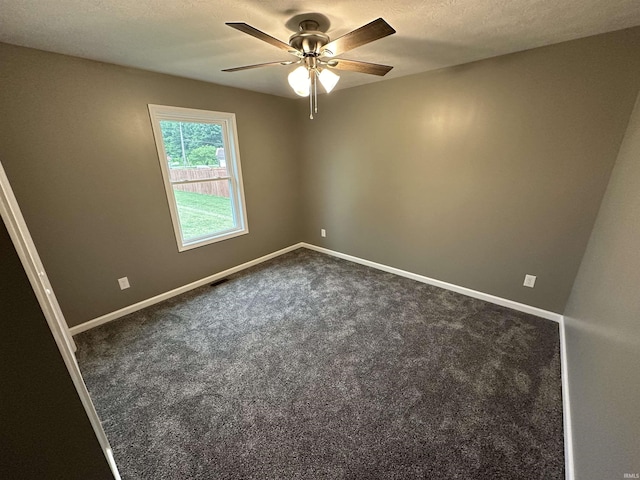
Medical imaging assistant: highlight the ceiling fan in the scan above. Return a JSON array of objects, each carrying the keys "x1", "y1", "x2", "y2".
[{"x1": 223, "y1": 17, "x2": 396, "y2": 118}]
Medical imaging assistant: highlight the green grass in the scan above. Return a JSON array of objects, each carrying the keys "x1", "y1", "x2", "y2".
[{"x1": 174, "y1": 190, "x2": 234, "y2": 240}]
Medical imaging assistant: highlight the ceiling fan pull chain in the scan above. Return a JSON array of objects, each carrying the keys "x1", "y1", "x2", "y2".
[
  {"x1": 314, "y1": 69, "x2": 318, "y2": 115},
  {"x1": 309, "y1": 73, "x2": 314, "y2": 120}
]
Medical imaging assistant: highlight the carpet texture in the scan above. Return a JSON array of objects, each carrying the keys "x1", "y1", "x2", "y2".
[{"x1": 76, "y1": 248, "x2": 564, "y2": 479}]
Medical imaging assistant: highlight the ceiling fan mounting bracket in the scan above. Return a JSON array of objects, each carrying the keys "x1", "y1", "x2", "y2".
[
  {"x1": 289, "y1": 20, "x2": 330, "y2": 56},
  {"x1": 297, "y1": 20, "x2": 320, "y2": 32}
]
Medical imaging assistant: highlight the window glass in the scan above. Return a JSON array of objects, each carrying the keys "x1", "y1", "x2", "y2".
[{"x1": 148, "y1": 105, "x2": 248, "y2": 250}]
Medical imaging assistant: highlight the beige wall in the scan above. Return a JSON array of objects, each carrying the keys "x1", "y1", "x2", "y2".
[
  {"x1": 0, "y1": 43, "x2": 302, "y2": 327},
  {"x1": 563, "y1": 91, "x2": 640, "y2": 479},
  {"x1": 298, "y1": 27, "x2": 640, "y2": 313}
]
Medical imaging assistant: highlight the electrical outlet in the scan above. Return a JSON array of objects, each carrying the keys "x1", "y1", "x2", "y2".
[
  {"x1": 523, "y1": 274, "x2": 536, "y2": 288},
  {"x1": 321, "y1": 229, "x2": 326, "y2": 238},
  {"x1": 118, "y1": 277, "x2": 130, "y2": 290}
]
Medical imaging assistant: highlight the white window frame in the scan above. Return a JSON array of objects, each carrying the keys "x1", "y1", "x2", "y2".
[{"x1": 148, "y1": 104, "x2": 249, "y2": 251}]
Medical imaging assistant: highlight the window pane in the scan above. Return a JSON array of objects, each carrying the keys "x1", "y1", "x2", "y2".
[
  {"x1": 159, "y1": 120, "x2": 230, "y2": 181},
  {"x1": 173, "y1": 181, "x2": 235, "y2": 241},
  {"x1": 149, "y1": 104, "x2": 248, "y2": 251}
]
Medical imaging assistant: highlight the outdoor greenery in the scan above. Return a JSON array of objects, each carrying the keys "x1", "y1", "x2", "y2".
[
  {"x1": 160, "y1": 121, "x2": 223, "y2": 167},
  {"x1": 174, "y1": 190, "x2": 234, "y2": 240},
  {"x1": 186, "y1": 145, "x2": 220, "y2": 166}
]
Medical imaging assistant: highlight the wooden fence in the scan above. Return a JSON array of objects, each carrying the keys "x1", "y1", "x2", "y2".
[{"x1": 170, "y1": 167, "x2": 230, "y2": 198}]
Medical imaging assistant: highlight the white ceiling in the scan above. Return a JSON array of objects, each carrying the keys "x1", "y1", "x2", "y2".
[{"x1": 1, "y1": 0, "x2": 639, "y2": 98}]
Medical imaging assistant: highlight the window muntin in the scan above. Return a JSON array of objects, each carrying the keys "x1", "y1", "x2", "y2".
[{"x1": 148, "y1": 105, "x2": 248, "y2": 251}]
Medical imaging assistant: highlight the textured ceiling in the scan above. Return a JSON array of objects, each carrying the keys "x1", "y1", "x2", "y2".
[{"x1": 1, "y1": 0, "x2": 639, "y2": 98}]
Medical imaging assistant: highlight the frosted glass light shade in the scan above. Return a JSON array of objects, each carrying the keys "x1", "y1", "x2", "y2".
[
  {"x1": 319, "y1": 68, "x2": 340, "y2": 93},
  {"x1": 288, "y1": 66, "x2": 310, "y2": 97}
]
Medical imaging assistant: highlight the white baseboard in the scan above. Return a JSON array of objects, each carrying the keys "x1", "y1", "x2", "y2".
[
  {"x1": 559, "y1": 316, "x2": 575, "y2": 480},
  {"x1": 301, "y1": 243, "x2": 571, "y2": 478},
  {"x1": 70, "y1": 240, "x2": 572, "y2": 477},
  {"x1": 73, "y1": 241, "x2": 562, "y2": 336},
  {"x1": 69, "y1": 243, "x2": 304, "y2": 336},
  {"x1": 301, "y1": 243, "x2": 563, "y2": 323}
]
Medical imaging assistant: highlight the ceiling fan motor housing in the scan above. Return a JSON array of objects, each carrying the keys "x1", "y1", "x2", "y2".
[{"x1": 289, "y1": 20, "x2": 330, "y2": 56}]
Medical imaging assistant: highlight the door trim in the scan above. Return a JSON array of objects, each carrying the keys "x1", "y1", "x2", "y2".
[{"x1": 0, "y1": 161, "x2": 121, "y2": 480}]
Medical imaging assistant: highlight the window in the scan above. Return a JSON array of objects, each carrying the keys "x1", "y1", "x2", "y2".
[{"x1": 148, "y1": 105, "x2": 248, "y2": 251}]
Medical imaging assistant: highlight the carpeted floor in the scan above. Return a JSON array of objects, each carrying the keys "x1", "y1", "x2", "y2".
[{"x1": 76, "y1": 248, "x2": 564, "y2": 479}]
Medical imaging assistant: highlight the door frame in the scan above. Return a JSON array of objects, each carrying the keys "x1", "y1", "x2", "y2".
[{"x1": 0, "y1": 161, "x2": 121, "y2": 479}]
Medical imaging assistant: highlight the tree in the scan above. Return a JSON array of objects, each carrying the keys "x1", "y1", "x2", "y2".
[
  {"x1": 159, "y1": 121, "x2": 224, "y2": 166},
  {"x1": 187, "y1": 145, "x2": 219, "y2": 166}
]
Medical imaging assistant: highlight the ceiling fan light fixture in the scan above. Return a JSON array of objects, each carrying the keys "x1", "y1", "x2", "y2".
[
  {"x1": 288, "y1": 66, "x2": 310, "y2": 97},
  {"x1": 319, "y1": 68, "x2": 340, "y2": 93}
]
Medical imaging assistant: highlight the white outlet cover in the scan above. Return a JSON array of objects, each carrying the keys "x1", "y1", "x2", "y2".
[
  {"x1": 523, "y1": 274, "x2": 536, "y2": 288},
  {"x1": 118, "y1": 277, "x2": 130, "y2": 290},
  {"x1": 321, "y1": 229, "x2": 326, "y2": 237}
]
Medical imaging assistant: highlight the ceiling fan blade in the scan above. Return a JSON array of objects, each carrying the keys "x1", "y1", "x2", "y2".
[
  {"x1": 328, "y1": 58, "x2": 393, "y2": 76},
  {"x1": 222, "y1": 61, "x2": 296, "y2": 72},
  {"x1": 226, "y1": 22, "x2": 296, "y2": 53},
  {"x1": 322, "y1": 18, "x2": 395, "y2": 57}
]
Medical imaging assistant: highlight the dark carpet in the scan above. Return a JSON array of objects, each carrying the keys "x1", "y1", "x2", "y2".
[{"x1": 76, "y1": 248, "x2": 564, "y2": 479}]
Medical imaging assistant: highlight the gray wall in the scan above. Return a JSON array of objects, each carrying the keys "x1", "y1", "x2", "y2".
[
  {"x1": 299, "y1": 27, "x2": 640, "y2": 313},
  {"x1": 563, "y1": 91, "x2": 640, "y2": 479},
  {"x1": 2, "y1": 29, "x2": 639, "y2": 326},
  {"x1": 0, "y1": 43, "x2": 302, "y2": 327},
  {"x1": 2, "y1": 24, "x2": 640, "y2": 480},
  {"x1": 0, "y1": 221, "x2": 113, "y2": 479}
]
